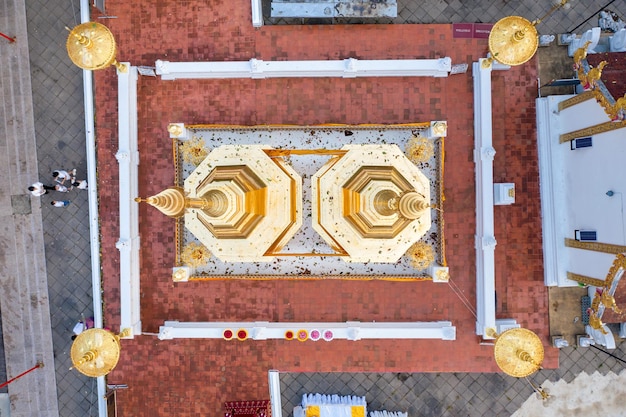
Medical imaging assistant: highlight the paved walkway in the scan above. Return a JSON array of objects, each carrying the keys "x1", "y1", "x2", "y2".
[
  {"x1": 0, "y1": 0, "x2": 623, "y2": 416},
  {"x1": 1, "y1": 0, "x2": 94, "y2": 415}
]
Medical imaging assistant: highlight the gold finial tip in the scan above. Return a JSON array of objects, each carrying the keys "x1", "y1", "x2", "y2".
[
  {"x1": 485, "y1": 327, "x2": 498, "y2": 338},
  {"x1": 134, "y1": 197, "x2": 142, "y2": 203},
  {"x1": 114, "y1": 61, "x2": 128, "y2": 73}
]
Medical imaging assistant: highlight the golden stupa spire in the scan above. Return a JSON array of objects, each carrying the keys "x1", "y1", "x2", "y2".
[
  {"x1": 398, "y1": 192, "x2": 430, "y2": 220},
  {"x1": 135, "y1": 187, "x2": 186, "y2": 218},
  {"x1": 135, "y1": 187, "x2": 228, "y2": 219}
]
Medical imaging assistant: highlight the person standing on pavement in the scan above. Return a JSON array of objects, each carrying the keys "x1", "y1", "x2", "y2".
[
  {"x1": 28, "y1": 182, "x2": 55, "y2": 196},
  {"x1": 52, "y1": 168, "x2": 75, "y2": 185},
  {"x1": 71, "y1": 316, "x2": 95, "y2": 340}
]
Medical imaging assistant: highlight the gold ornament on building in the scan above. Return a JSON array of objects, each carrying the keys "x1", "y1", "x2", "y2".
[
  {"x1": 587, "y1": 308, "x2": 608, "y2": 334},
  {"x1": 172, "y1": 268, "x2": 188, "y2": 282},
  {"x1": 573, "y1": 40, "x2": 592, "y2": 69},
  {"x1": 406, "y1": 241, "x2": 435, "y2": 270},
  {"x1": 405, "y1": 136, "x2": 434, "y2": 163},
  {"x1": 168, "y1": 123, "x2": 184, "y2": 137},
  {"x1": 485, "y1": 0, "x2": 569, "y2": 67},
  {"x1": 486, "y1": 16, "x2": 539, "y2": 67},
  {"x1": 600, "y1": 290, "x2": 622, "y2": 314},
  {"x1": 493, "y1": 328, "x2": 544, "y2": 378},
  {"x1": 180, "y1": 136, "x2": 208, "y2": 166},
  {"x1": 611, "y1": 94, "x2": 626, "y2": 121},
  {"x1": 180, "y1": 242, "x2": 211, "y2": 268},
  {"x1": 397, "y1": 192, "x2": 430, "y2": 220},
  {"x1": 587, "y1": 253, "x2": 626, "y2": 321},
  {"x1": 135, "y1": 187, "x2": 186, "y2": 218},
  {"x1": 65, "y1": 22, "x2": 127, "y2": 72},
  {"x1": 431, "y1": 121, "x2": 447, "y2": 137},
  {"x1": 435, "y1": 268, "x2": 450, "y2": 282},
  {"x1": 579, "y1": 61, "x2": 608, "y2": 91},
  {"x1": 70, "y1": 328, "x2": 126, "y2": 377}
]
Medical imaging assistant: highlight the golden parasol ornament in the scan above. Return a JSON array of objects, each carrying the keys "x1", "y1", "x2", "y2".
[
  {"x1": 487, "y1": 16, "x2": 539, "y2": 67},
  {"x1": 66, "y1": 22, "x2": 127, "y2": 72},
  {"x1": 70, "y1": 328, "x2": 129, "y2": 377},
  {"x1": 484, "y1": 0, "x2": 570, "y2": 67},
  {"x1": 492, "y1": 327, "x2": 544, "y2": 378}
]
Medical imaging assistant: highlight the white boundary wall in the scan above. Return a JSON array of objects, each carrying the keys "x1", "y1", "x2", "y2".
[
  {"x1": 155, "y1": 57, "x2": 452, "y2": 80},
  {"x1": 472, "y1": 59, "x2": 518, "y2": 338},
  {"x1": 116, "y1": 64, "x2": 142, "y2": 337},
  {"x1": 158, "y1": 321, "x2": 457, "y2": 341},
  {"x1": 117, "y1": 58, "x2": 455, "y2": 342}
]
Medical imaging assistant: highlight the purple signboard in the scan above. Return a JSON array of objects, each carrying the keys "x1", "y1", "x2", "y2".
[
  {"x1": 452, "y1": 23, "x2": 473, "y2": 39},
  {"x1": 473, "y1": 23, "x2": 493, "y2": 39}
]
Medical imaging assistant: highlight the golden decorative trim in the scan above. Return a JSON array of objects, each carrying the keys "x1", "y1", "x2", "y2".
[
  {"x1": 437, "y1": 137, "x2": 447, "y2": 266},
  {"x1": 572, "y1": 41, "x2": 592, "y2": 68},
  {"x1": 559, "y1": 121, "x2": 626, "y2": 143},
  {"x1": 265, "y1": 149, "x2": 348, "y2": 157},
  {"x1": 557, "y1": 91, "x2": 594, "y2": 112},
  {"x1": 168, "y1": 123, "x2": 447, "y2": 280},
  {"x1": 577, "y1": 61, "x2": 607, "y2": 92},
  {"x1": 566, "y1": 272, "x2": 605, "y2": 287},
  {"x1": 587, "y1": 310, "x2": 608, "y2": 334},
  {"x1": 604, "y1": 253, "x2": 626, "y2": 288},
  {"x1": 587, "y1": 253, "x2": 626, "y2": 328},
  {"x1": 593, "y1": 90, "x2": 626, "y2": 121},
  {"x1": 185, "y1": 122, "x2": 433, "y2": 131},
  {"x1": 175, "y1": 218, "x2": 183, "y2": 266},
  {"x1": 569, "y1": 46, "x2": 626, "y2": 120},
  {"x1": 173, "y1": 138, "x2": 181, "y2": 186},
  {"x1": 189, "y1": 274, "x2": 433, "y2": 281},
  {"x1": 564, "y1": 238, "x2": 626, "y2": 254}
]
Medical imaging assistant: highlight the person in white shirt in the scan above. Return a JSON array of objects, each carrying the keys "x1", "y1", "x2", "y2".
[
  {"x1": 51, "y1": 200, "x2": 70, "y2": 208},
  {"x1": 28, "y1": 182, "x2": 55, "y2": 196},
  {"x1": 70, "y1": 179, "x2": 88, "y2": 190},
  {"x1": 54, "y1": 184, "x2": 69, "y2": 193},
  {"x1": 52, "y1": 168, "x2": 76, "y2": 184}
]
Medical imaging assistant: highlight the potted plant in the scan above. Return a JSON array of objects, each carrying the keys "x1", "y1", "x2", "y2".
[
  {"x1": 223, "y1": 329, "x2": 234, "y2": 341},
  {"x1": 322, "y1": 329, "x2": 334, "y2": 342},
  {"x1": 284, "y1": 330, "x2": 295, "y2": 341},
  {"x1": 297, "y1": 329, "x2": 308, "y2": 342},
  {"x1": 310, "y1": 329, "x2": 321, "y2": 341},
  {"x1": 236, "y1": 328, "x2": 248, "y2": 341}
]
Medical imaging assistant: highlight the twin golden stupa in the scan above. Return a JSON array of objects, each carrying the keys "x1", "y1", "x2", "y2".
[{"x1": 137, "y1": 144, "x2": 431, "y2": 263}]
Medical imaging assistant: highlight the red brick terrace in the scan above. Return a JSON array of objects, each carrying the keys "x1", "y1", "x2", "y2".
[{"x1": 94, "y1": 1, "x2": 557, "y2": 415}]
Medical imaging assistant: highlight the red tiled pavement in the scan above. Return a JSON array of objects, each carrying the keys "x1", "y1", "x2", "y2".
[{"x1": 94, "y1": 1, "x2": 557, "y2": 415}]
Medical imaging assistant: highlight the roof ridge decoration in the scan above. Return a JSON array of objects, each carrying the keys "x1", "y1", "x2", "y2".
[{"x1": 573, "y1": 42, "x2": 626, "y2": 121}]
